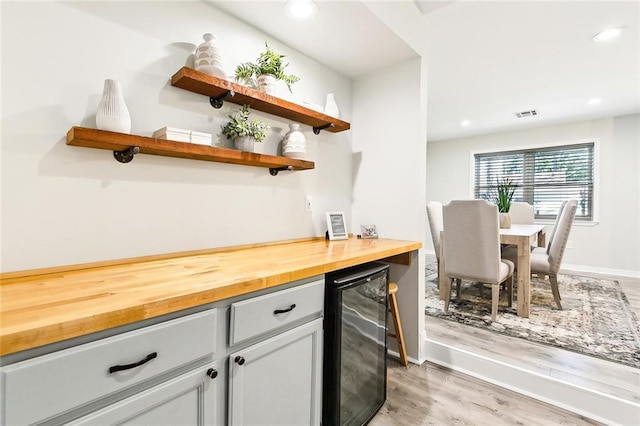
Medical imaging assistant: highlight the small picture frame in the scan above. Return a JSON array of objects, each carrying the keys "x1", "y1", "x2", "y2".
[
  {"x1": 360, "y1": 225, "x2": 378, "y2": 239},
  {"x1": 326, "y1": 211, "x2": 348, "y2": 240}
]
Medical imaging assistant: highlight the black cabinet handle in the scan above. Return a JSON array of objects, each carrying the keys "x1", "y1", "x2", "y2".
[
  {"x1": 235, "y1": 356, "x2": 246, "y2": 365},
  {"x1": 108, "y1": 352, "x2": 157, "y2": 374},
  {"x1": 274, "y1": 304, "x2": 296, "y2": 315},
  {"x1": 206, "y1": 368, "x2": 218, "y2": 379}
]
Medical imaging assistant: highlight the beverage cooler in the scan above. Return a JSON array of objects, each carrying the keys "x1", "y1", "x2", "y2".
[{"x1": 322, "y1": 262, "x2": 389, "y2": 426}]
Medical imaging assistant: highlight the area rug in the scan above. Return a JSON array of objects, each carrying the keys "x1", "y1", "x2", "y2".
[{"x1": 424, "y1": 259, "x2": 640, "y2": 369}]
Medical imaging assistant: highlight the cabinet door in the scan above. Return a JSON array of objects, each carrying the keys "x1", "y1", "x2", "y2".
[
  {"x1": 228, "y1": 318, "x2": 323, "y2": 426},
  {"x1": 69, "y1": 364, "x2": 219, "y2": 426}
]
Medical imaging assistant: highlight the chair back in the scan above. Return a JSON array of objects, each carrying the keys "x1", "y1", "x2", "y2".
[
  {"x1": 443, "y1": 200, "x2": 501, "y2": 283},
  {"x1": 547, "y1": 200, "x2": 577, "y2": 273},
  {"x1": 426, "y1": 201, "x2": 443, "y2": 259},
  {"x1": 509, "y1": 202, "x2": 534, "y2": 224},
  {"x1": 546, "y1": 200, "x2": 568, "y2": 253}
]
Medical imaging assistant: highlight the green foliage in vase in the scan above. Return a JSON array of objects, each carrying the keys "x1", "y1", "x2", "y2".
[
  {"x1": 221, "y1": 105, "x2": 269, "y2": 143},
  {"x1": 495, "y1": 177, "x2": 517, "y2": 213},
  {"x1": 234, "y1": 42, "x2": 300, "y2": 93}
]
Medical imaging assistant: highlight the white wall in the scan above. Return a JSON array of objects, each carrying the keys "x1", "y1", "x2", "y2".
[
  {"x1": 352, "y1": 57, "x2": 427, "y2": 361},
  {"x1": 426, "y1": 114, "x2": 640, "y2": 276},
  {"x1": 0, "y1": 1, "x2": 353, "y2": 272}
]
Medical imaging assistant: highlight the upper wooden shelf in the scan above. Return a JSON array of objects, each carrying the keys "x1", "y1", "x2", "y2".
[
  {"x1": 170, "y1": 67, "x2": 350, "y2": 134},
  {"x1": 66, "y1": 127, "x2": 315, "y2": 174}
]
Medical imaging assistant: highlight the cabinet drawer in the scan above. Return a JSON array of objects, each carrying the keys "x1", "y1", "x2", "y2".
[
  {"x1": 0, "y1": 309, "x2": 216, "y2": 426},
  {"x1": 229, "y1": 279, "x2": 324, "y2": 346}
]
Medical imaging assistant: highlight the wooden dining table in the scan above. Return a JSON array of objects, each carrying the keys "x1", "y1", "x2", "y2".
[{"x1": 438, "y1": 223, "x2": 546, "y2": 318}]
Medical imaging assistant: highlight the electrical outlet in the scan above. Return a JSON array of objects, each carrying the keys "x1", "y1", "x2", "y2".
[
  {"x1": 566, "y1": 240, "x2": 573, "y2": 249},
  {"x1": 305, "y1": 195, "x2": 312, "y2": 212}
]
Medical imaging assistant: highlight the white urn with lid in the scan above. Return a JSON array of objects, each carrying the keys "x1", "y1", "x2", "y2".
[{"x1": 282, "y1": 123, "x2": 306, "y2": 159}]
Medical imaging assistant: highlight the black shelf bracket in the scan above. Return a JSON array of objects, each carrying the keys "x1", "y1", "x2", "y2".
[
  {"x1": 269, "y1": 166, "x2": 293, "y2": 176},
  {"x1": 312, "y1": 123, "x2": 334, "y2": 135},
  {"x1": 113, "y1": 146, "x2": 140, "y2": 163},
  {"x1": 210, "y1": 90, "x2": 236, "y2": 109}
]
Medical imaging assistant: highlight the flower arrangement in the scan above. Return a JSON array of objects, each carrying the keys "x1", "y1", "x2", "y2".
[
  {"x1": 221, "y1": 105, "x2": 269, "y2": 143},
  {"x1": 234, "y1": 42, "x2": 300, "y2": 93}
]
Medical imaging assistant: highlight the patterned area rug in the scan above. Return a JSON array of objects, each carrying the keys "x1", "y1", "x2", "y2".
[{"x1": 424, "y1": 259, "x2": 640, "y2": 368}]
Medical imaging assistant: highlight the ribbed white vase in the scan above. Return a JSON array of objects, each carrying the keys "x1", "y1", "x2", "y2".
[
  {"x1": 282, "y1": 123, "x2": 306, "y2": 159},
  {"x1": 96, "y1": 79, "x2": 131, "y2": 134}
]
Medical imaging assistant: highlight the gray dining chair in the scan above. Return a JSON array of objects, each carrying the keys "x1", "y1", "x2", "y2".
[
  {"x1": 426, "y1": 201, "x2": 443, "y2": 281},
  {"x1": 503, "y1": 199, "x2": 577, "y2": 309},
  {"x1": 442, "y1": 200, "x2": 514, "y2": 321},
  {"x1": 509, "y1": 202, "x2": 534, "y2": 224}
]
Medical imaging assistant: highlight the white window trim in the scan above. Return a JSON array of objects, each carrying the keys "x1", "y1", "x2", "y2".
[{"x1": 468, "y1": 138, "x2": 600, "y2": 224}]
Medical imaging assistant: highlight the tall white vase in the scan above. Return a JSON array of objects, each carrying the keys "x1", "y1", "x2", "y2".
[
  {"x1": 96, "y1": 79, "x2": 131, "y2": 134},
  {"x1": 324, "y1": 93, "x2": 340, "y2": 118}
]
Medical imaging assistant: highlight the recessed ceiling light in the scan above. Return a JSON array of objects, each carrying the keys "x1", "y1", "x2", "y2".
[
  {"x1": 460, "y1": 120, "x2": 470, "y2": 127},
  {"x1": 587, "y1": 98, "x2": 601, "y2": 105},
  {"x1": 592, "y1": 27, "x2": 626, "y2": 42},
  {"x1": 286, "y1": 0, "x2": 318, "y2": 20}
]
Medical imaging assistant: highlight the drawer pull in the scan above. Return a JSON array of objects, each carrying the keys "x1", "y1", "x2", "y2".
[
  {"x1": 235, "y1": 356, "x2": 246, "y2": 365},
  {"x1": 273, "y1": 304, "x2": 296, "y2": 315},
  {"x1": 108, "y1": 352, "x2": 158, "y2": 374},
  {"x1": 206, "y1": 368, "x2": 218, "y2": 379}
]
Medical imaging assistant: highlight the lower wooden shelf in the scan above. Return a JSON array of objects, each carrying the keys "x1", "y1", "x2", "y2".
[{"x1": 66, "y1": 127, "x2": 315, "y2": 174}]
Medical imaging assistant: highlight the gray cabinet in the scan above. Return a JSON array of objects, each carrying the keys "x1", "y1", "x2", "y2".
[
  {"x1": 228, "y1": 318, "x2": 323, "y2": 426},
  {"x1": 69, "y1": 363, "x2": 218, "y2": 425},
  {"x1": 227, "y1": 279, "x2": 324, "y2": 426}
]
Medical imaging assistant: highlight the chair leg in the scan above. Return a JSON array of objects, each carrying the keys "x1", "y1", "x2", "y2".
[
  {"x1": 506, "y1": 276, "x2": 513, "y2": 308},
  {"x1": 491, "y1": 284, "x2": 499, "y2": 321},
  {"x1": 550, "y1": 274, "x2": 563, "y2": 310},
  {"x1": 455, "y1": 278, "x2": 461, "y2": 298},
  {"x1": 444, "y1": 278, "x2": 453, "y2": 312},
  {"x1": 388, "y1": 289, "x2": 408, "y2": 366}
]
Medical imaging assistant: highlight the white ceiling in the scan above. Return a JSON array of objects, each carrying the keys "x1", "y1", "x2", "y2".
[{"x1": 210, "y1": 0, "x2": 640, "y2": 142}]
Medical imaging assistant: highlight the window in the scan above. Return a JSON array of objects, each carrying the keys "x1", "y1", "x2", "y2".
[{"x1": 474, "y1": 142, "x2": 594, "y2": 221}]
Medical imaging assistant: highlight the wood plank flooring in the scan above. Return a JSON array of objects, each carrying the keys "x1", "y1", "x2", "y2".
[{"x1": 372, "y1": 261, "x2": 639, "y2": 424}]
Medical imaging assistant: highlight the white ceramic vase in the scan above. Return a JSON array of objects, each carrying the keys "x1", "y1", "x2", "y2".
[
  {"x1": 96, "y1": 79, "x2": 131, "y2": 134},
  {"x1": 194, "y1": 33, "x2": 227, "y2": 79},
  {"x1": 234, "y1": 136, "x2": 255, "y2": 152},
  {"x1": 282, "y1": 123, "x2": 306, "y2": 159},
  {"x1": 324, "y1": 93, "x2": 340, "y2": 118},
  {"x1": 257, "y1": 74, "x2": 277, "y2": 94},
  {"x1": 499, "y1": 212, "x2": 512, "y2": 229}
]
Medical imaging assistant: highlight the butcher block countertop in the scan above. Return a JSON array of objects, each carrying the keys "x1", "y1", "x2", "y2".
[{"x1": 0, "y1": 237, "x2": 421, "y2": 356}]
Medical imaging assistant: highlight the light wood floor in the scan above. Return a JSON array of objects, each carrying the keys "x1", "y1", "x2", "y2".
[{"x1": 372, "y1": 262, "x2": 639, "y2": 424}]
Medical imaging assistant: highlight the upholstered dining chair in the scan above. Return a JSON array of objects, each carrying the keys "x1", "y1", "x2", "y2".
[
  {"x1": 503, "y1": 199, "x2": 577, "y2": 310},
  {"x1": 442, "y1": 200, "x2": 515, "y2": 321},
  {"x1": 426, "y1": 201, "x2": 443, "y2": 279},
  {"x1": 509, "y1": 202, "x2": 534, "y2": 224}
]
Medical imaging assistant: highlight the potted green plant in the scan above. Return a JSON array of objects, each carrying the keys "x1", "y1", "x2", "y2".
[
  {"x1": 234, "y1": 42, "x2": 300, "y2": 94},
  {"x1": 221, "y1": 104, "x2": 269, "y2": 152},
  {"x1": 495, "y1": 177, "x2": 517, "y2": 228}
]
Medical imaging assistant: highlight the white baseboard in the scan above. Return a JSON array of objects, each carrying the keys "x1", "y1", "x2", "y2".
[
  {"x1": 424, "y1": 250, "x2": 640, "y2": 279},
  {"x1": 424, "y1": 338, "x2": 640, "y2": 426},
  {"x1": 561, "y1": 263, "x2": 640, "y2": 279}
]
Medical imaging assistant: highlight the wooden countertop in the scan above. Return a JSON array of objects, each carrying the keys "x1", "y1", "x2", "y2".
[{"x1": 0, "y1": 237, "x2": 421, "y2": 356}]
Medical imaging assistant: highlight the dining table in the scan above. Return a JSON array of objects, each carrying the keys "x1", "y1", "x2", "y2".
[{"x1": 438, "y1": 223, "x2": 546, "y2": 318}]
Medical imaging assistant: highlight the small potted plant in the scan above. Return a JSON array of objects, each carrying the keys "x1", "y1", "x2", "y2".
[
  {"x1": 234, "y1": 42, "x2": 300, "y2": 94},
  {"x1": 221, "y1": 104, "x2": 269, "y2": 152},
  {"x1": 495, "y1": 177, "x2": 517, "y2": 228}
]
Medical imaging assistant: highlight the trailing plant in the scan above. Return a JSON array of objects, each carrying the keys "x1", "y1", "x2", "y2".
[
  {"x1": 234, "y1": 42, "x2": 300, "y2": 93},
  {"x1": 495, "y1": 177, "x2": 517, "y2": 213},
  {"x1": 221, "y1": 105, "x2": 269, "y2": 143}
]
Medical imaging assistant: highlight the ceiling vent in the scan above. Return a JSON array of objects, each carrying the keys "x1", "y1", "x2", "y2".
[{"x1": 515, "y1": 109, "x2": 539, "y2": 118}]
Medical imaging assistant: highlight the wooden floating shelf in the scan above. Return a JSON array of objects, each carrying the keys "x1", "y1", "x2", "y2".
[
  {"x1": 66, "y1": 127, "x2": 315, "y2": 173},
  {"x1": 171, "y1": 67, "x2": 350, "y2": 134}
]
